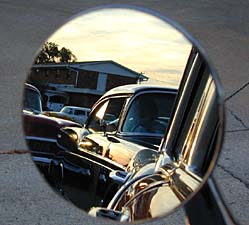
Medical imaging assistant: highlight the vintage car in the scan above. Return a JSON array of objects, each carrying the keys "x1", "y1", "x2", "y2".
[
  {"x1": 89, "y1": 48, "x2": 226, "y2": 224},
  {"x1": 22, "y1": 83, "x2": 81, "y2": 173},
  {"x1": 43, "y1": 106, "x2": 91, "y2": 125},
  {"x1": 59, "y1": 106, "x2": 91, "y2": 124},
  {"x1": 42, "y1": 110, "x2": 76, "y2": 123},
  {"x1": 48, "y1": 83, "x2": 178, "y2": 210}
]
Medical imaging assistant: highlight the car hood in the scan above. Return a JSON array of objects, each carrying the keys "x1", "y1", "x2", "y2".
[
  {"x1": 79, "y1": 133, "x2": 161, "y2": 168},
  {"x1": 23, "y1": 111, "x2": 81, "y2": 139}
]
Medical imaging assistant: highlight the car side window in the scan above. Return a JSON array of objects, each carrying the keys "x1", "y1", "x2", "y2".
[
  {"x1": 87, "y1": 97, "x2": 127, "y2": 133},
  {"x1": 122, "y1": 92, "x2": 176, "y2": 135},
  {"x1": 66, "y1": 108, "x2": 73, "y2": 114}
]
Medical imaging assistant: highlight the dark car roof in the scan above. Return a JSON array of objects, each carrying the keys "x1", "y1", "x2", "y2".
[{"x1": 99, "y1": 84, "x2": 178, "y2": 101}]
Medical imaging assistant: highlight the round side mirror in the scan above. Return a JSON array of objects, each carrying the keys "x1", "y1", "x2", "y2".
[{"x1": 22, "y1": 5, "x2": 224, "y2": 223}]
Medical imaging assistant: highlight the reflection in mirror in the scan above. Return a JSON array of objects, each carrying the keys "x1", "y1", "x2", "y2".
[{"x1": 22, "y1": 6, "x2": 223, "y2": 223}]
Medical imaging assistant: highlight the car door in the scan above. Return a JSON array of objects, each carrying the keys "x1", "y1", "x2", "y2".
[{"x1": 54, "y1": 95, "x2": 129, "y2": 210}]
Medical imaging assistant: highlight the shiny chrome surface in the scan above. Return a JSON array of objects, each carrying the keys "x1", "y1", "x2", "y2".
[{"x1": 90, "y1": 46, "x2": 224, "y2": 222}]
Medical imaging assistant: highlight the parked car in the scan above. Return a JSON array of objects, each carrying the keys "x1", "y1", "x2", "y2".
[
  {"x1": 89, "y1": 47, "x2": 225, "y2": 224},
  {"x1": 42, "y1": 111, "x2": 76, "y2": 123},
  {"x1": 22, "y1": 83, "x2": 81, "y2": 173},
  {"x1": 59, "y1": 106, "x2": 91, "y2": 124},
  {"x1": 49, "y1": 83, "x2": 178, "y2": 210}
]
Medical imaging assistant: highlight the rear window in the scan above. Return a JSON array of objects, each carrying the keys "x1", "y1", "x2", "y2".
[
  {"x1": 75, "y1": 110, "x2": 85, "y2": 116},
  {"x1": 24, "y1": 88, "x2": 42, "y2": 113}
]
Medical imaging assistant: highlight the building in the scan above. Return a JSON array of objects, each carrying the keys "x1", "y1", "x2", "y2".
[{"x1": 27, "y1": 60, "x2": 148, "y2": 111}]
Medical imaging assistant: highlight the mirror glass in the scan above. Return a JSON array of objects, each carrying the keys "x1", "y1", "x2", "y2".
[{"x1": 22, "y1": 6, "x2": 223, "y2": 223}]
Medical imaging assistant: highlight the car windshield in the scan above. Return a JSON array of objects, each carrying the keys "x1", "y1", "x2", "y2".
[
  {"x1": 24, "y1": 88, "x2": 42, "y2": 113},
  {"x1": 61, "y1": 107, "x2": 71, "y2": 114},
  {"x1": 122, "y1": 92, "x2": 176, "y2": 135}
]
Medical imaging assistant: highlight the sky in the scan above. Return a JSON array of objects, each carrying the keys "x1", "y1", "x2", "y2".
[{"x1": 47, "y1": 8, "x2": 192, "y2": 86}]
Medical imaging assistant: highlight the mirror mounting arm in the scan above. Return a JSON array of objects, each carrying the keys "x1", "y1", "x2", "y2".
[
  {"x1": 184, "y1": 176, "x2": 237, "y2": 225},
  {"x1": 99, "y1": 119, "x2": 107, "y2": 136}
]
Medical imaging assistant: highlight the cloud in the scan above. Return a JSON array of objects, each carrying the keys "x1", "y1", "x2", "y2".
[{"x1": 48, "y1": 8, "x2": 192, "y2": 84}]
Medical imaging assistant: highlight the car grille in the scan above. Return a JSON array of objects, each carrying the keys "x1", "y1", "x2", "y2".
[{"x1": 27, "y1": 139, "x2": 59, "y2": 154}]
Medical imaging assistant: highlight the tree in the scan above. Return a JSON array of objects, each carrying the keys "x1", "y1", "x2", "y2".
[
  {"x1": 59, "y1": 47, "x2": 77, "y2": 63},
  {"x1": 34, "y1": 42, "x2": 77, "y2": 64}
]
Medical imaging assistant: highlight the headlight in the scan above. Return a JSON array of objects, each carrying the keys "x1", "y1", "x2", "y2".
[
  {"x1": 69, "y1": 132, "x2": 78, "y2": 141},
  {"x1": 61, "y1": 128, "x2": 79, "y2": 142}
]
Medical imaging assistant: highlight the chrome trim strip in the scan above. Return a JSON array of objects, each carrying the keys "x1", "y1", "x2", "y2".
[
  {"x1": 32, "y1": 156, "x2": 52, "y2": 164},
  {"x1": 25, "y1": 136, "x2": 56, "y2": 143}
]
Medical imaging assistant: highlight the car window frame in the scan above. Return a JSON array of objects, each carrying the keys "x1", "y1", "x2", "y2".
[
  {"x1": 180, "y1": 76, "x2": 219, "y2": 176},
  {"x1": 159, "y1": 46, "x2": 220, "y2": 178},
  {"x1": 160, "y1": 48, "x2": 203, "y2": 160},
  {"x1": 85, "y1": 95, "x2": 130, "y2": 134}
]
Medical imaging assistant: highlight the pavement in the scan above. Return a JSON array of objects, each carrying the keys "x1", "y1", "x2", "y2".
[{"x1": 0, "y1": 1, "x2": 248, "y2": 225}]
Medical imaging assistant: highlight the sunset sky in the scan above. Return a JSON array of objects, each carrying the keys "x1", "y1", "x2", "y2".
[{"x1": 47, "y1": 8, "x2": 192, "y2": 86}]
